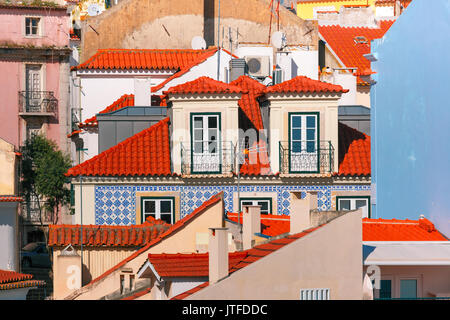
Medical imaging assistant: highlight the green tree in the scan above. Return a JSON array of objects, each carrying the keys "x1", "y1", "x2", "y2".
[{"x1": 21, "y1": 134, "x2": 72, "y2": 243}]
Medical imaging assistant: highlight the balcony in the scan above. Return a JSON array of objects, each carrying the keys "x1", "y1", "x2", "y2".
[
  {"x1": 279, "y1": 141, "x2": 335, "y2": 175},
  {"x1": 20, "y1": 201, "x2": 52, "y2": 225},
  {"x1": 180, "y1": 141, "x2": 235, "y2": 176},
  {"x1": 18, "y1": 91, "x2": 57, "y2": 117}
]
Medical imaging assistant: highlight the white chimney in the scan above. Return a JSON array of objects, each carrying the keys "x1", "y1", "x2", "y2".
[
  {"x1": 134, "y1": 78, "x2": 151, "y2": 106},
  {"x1": 208, "y1": 227, "x2": 229, "y2": 284},
  {"x1": 242, "y1": 205, "x2": 261, "y2": 250},
  {"x1": 290, "y1": 191, "x2": 318, "y2": 234}
]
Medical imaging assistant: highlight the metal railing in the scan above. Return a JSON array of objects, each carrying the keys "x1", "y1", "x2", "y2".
[
  {"x1": 18, "y1": 91, "x2": 57, "y2": 114},
  {"x1": 181, "y1": 141, "x2": 235, "y2": 175},
  {"x1": 21, "y1": 201, "x2": 52, "y2": 224},
  {"x1": 279, "y1": 141, "x2": 334, "y2": 174}
]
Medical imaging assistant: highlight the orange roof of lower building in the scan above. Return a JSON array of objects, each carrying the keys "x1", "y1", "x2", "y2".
[
  {"x1": 227, "y1": 212, "x2": 290, "y2": 237},
  {"x1": 337, "y1": 122, "x2": 371, "y2": 176},
  {"x1": 0, "y1": 270, "x2": 45, "y2": 291},
  {"x1": 266, "y1": 76, "x2": 349, "y2": 94},
  {"x1": 72, "y1": 48, "x2": 217, "y2": 71},
  {"x1": 164, "y1": 76, "x2": 245, "y2": 95},
  {"x1": 48, "y1": 217, "x2": 170, "y2": 247},
  {"x1": 66, "y1": 117, "x2": 172, "y2": 177},
  {"x1": 362, "y1": 218, "x2": 449, "y2": 241}
]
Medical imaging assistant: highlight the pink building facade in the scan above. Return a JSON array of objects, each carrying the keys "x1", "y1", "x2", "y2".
[{"x1": 0, "y1": 1, "x2": 72, "y2": 245}]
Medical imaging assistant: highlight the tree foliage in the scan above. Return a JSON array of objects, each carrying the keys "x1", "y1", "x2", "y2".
[{"x1": 21, "y1": 134, "x2": 72, "y2": 227}]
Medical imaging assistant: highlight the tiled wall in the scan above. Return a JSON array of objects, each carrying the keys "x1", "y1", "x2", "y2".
[{"x1": 95, "y1": 184, "x2": 370, "y2": 225}]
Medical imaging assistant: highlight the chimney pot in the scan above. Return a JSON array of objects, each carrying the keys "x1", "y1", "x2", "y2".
[
  {"x1": 243, "y1": 205, "x2": 261, "y2": 250},
  {"x1": 290, "y1": 191, "x2": 318, "y2": 234},
  {"x1": 208, "y1": 227, "x2": 229, "y2": 284}
]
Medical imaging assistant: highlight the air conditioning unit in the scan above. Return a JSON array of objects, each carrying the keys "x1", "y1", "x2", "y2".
[{"x1": 245, "y1": 56, "x2": 270, "y2": 78}]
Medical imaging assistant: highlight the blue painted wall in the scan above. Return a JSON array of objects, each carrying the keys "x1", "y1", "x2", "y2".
[{"x1": 371, "y1": 0, "x2": 450, "y2": 236}]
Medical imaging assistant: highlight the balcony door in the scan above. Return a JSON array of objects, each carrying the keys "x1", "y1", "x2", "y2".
[
  {"x1": 25, "y1": 65, "x2": 42, "y2": 112},
  {"x1": 191, "y1": 113, "x2": 221, "y2": 173},
  {"x1": 289, "y1": 113, "x2": 319, "y2": 173}
]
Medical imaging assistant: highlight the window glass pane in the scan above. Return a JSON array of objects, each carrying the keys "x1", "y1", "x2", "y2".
[
  {"x1": 208, "y1": 141, "x2": 217, "y2": 153},
  {"x1": 307, "y1": 128, "x2": 315, "y2": 141},
  {"x1": 400, "y1": 280, "x2": 417, "y2": 299},
  {"x1": 339, "y1": 200, "x2": 351, "y2": 210},
  {"x1": 160, "y1": 200, "x2": 172, "y2": 213},
  {"x1": 291, "y1": 116, "x2": 301, "y2": 128},
  {"x1": 380, "y1": 280, "x2": 392, "y2": 299},
  {"x1": 306, "y1": 116, "x2": 316, "y2": 128},
  {"x1": 356, "y1": 200, "x2": 368, "y2": 209},
  {"x1": 258, "y1": 201, "x2": 269, "y2": 212},
  {"x1": 292, "y1": 141, "x2": 302, "y2": 153},
  {"x1": 292, "y1": 129, "x2": 301, "y2": 141},
  {"x1": 208, "y1": 116, "x2": 217, "y2": 128},
  {"x1": 160, "y1": 214, "x2": 172, "y2": 224},
  {"x1": 193, "y1": 117, "x2": 203, "y2": 129},
  {"x1": 194, "y1": 142, "x2": 203, "y2": 153},
  {"x1": 194, "y1": 129, "x2": 203, "y2": 141},
  {"x1": 208, "y1": 129, "x2": 217, "y2": 142},
  {"x1": 306, "y1": 141, "x2": 316, "y2": 153},
  {"x1": 144, "y1": 200, "x2": 156, "y2": 213},
  {"x1": 241, "y1": 201, "x2": 253, "y2": 207}
]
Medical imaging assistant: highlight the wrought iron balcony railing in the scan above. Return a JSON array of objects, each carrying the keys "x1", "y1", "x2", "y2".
[
  {"x1": 18, "y1": 91, "x2": 57, "y2": 115},
  {"x1": 279, "y1": 141, "x2": 335, "y2": 174},
  {"x1": 181, "y1": 141, "x2": 235, "y2": 175},
  {"x1": 20, "y1": 201, "x2": 52, "y2": 224}
]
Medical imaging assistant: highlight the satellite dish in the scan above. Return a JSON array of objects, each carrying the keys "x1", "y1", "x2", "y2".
[
  {"x1": 271, "y1": 31, "x2": 287, "y2": 50},
  {"x1": 191, "y1": 36, "x2": 207, "y2": 50},
  {"x1": 87, "y1": 4, "x2": 100, "y2": 16}
]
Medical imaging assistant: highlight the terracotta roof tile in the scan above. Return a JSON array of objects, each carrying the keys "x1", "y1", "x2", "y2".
[
  {"x1": 319, "y1": 20, "x2": 395, "y2": 84},
  {"x1": 164, "y1": 76, "x2": 245, "y2": 95},
  {"x1": 72, "y1": 48, "x2": 217, "y2": 71},
  {"x1": 227, "y1": 212, "x2": 290, "y2": 237},
  {"x1": 266, "y1": 76, "x2": 349, "y2": 94},
  {"x1": 147, "y1": 252, "x2": 247, "y2": 278},
  {"x1": 337, "y1": 122, "x2": 371, "y2": 176},
  {"x1": 66, "y1": 118, "x2": 172, "y2": 177},
  {"x1": 0, "y1": 269, "x2": 45, "y2": 290},
  {"x1": 363, "y1": 218, "x2": 449, "y2": 241},
  {"x1": 48, "y1": 217, "x2": 171, "y2": 247},
  {"x1": 0, "y1": 196, "x2": 23, "y2": 202},
  {"x1": 239, "y1": 140, "x2": 272, "y2": 176}
]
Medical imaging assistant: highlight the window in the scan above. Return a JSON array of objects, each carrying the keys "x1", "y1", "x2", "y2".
[
  {"x1": 289, "y1": 113, "x2": 319, "y2": 173},
  {"x1": 400, "y1": 279, "x2": 417, "y2": 299},
  {"x1": 379, "y1": 280, "x2": 392, "y2": 299},
  {"x1": 337, "y1": 196, "x2": 371, "y2": 218},
  {"x1": 191, "y1": 113, "x2": 221, "y2": 173},
  {"x1": 300, "y1": 288, "x2": 330, "y2": 300},
  {"x1": 25, "y1": 17, "x2": 40, "y2": 36},
  {"x1": 141, "y1": 197, "x2": 174, "y2": 224},
  {"x1": 239, "y1": 198, "x2": 272, "y2": 214}
]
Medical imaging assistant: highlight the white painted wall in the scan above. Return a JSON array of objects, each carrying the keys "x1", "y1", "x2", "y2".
[
  {"x1": 376, "y1": 6, "x2": 395, "y2": 17},
  {"x1": 333, "y1": 72, "x2": 357, "y2": 105},
  {"x1": 289, "y1": 49, "x2": 319, "y2": 80},
  {"x1": 0, "y1": 203, "x2": 18, "y2": 271}
]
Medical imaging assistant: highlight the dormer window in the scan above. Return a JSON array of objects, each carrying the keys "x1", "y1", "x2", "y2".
[{"x1": 25, "y1": 17, "x2": 40, "y2": 36}]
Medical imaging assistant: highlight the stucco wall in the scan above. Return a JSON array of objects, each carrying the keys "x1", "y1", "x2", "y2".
[
  {"x1": 80, "y1": 0, "x2": 318, "y2": 63},
  {"x1": 0, "y1": 202, "x2": 19, "y2": 271},
  {"x1": 187, "y1": 209, "x2": 363, "y2": 300},
  {"x1": 0, "y1": 138, "x2": 17, "y2": 195}
]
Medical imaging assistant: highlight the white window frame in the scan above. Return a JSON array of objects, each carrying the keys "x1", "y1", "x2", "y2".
[
  {"x1": 239, "y1": 198, "x2": 272, "y2": 214},
  {"x1": 191, "y1": 113, "x2": 221, "y2": 173},
  {"x1": 141, "y1": 198, "x2": 174, "y2": 224},
  {"x1": 24, "y1": 16, "x2": 42, "y2": 37},
  {"x1": 289, "y1": 113, "x2": 319, "y2": 173},
  {"x1": 337, "y1": 196, "x2": 371, "y2": 218}
]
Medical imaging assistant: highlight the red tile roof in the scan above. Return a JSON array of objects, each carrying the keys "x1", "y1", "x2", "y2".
[
  {"x1": 230, "y1": 75, "x2": 266, "y2": 131},
  {"x1": 171, "y1": 226, "x2": 321, "y2": 300},
  {"x1": 72, "y1": 48, "x2": 217, "y2": 71},
  {"x1": 0, "y1": 196, "x2": 23, "y2": 202},
  {"x1": 363, "y1": 218, "x2": 449, "y2": 241},
  {"x1": 164, "y1": 76, "x2": 245, "y2": 95},
  {"x1": 147, "y1": 252, "x2": 248, "y2": 278},
  {"x1": 84, "y1": 192, "x2": 223, "y2": 287},
  {"x1": 337, "y1": 122, "x2": 371, "y2": 176},
  {"x1": 319, "y1": 20, "x2": 395, "y2": 84},
  {"x1": 48, "y1": 217, "x2": 170, "y2": 247},
  {"x1": 266, "y1": 76, "x2": 349, "y2": 94},
  {"x1": 239, "y1": 140, "x2": 272, "y2": 176},
  {"x1": 227, "y1": 212, "x2": 290, "y2": 237},
  {"x1": 66, "y1": 117, "x2": 171, "y2": 177},
  {"x1": 80, "y1": 94, "x2": 135, "y2": 128},
  {"x1": 121, "y1": 287, "x2": 152, "y2": 300},
  {"x1": 0, "y1": 270, "x2": 45, "y2": 291}
]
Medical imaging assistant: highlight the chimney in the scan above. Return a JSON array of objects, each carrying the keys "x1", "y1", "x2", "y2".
[
  {"x1": 208, "y1": 227, "x2": 229, "y2": 285},
  {"x1": 290, "y1": 191, "x2": 318, "y2": 234},
  {"x1": 134, "y1": 78, "x2": 151, "y2": 106},
  {"x1": 53, "y1": 245, "x2": 81, "y2": 300},
  {"x1": 242, "y1": 205, "x2": 261, "y2": 250}
]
